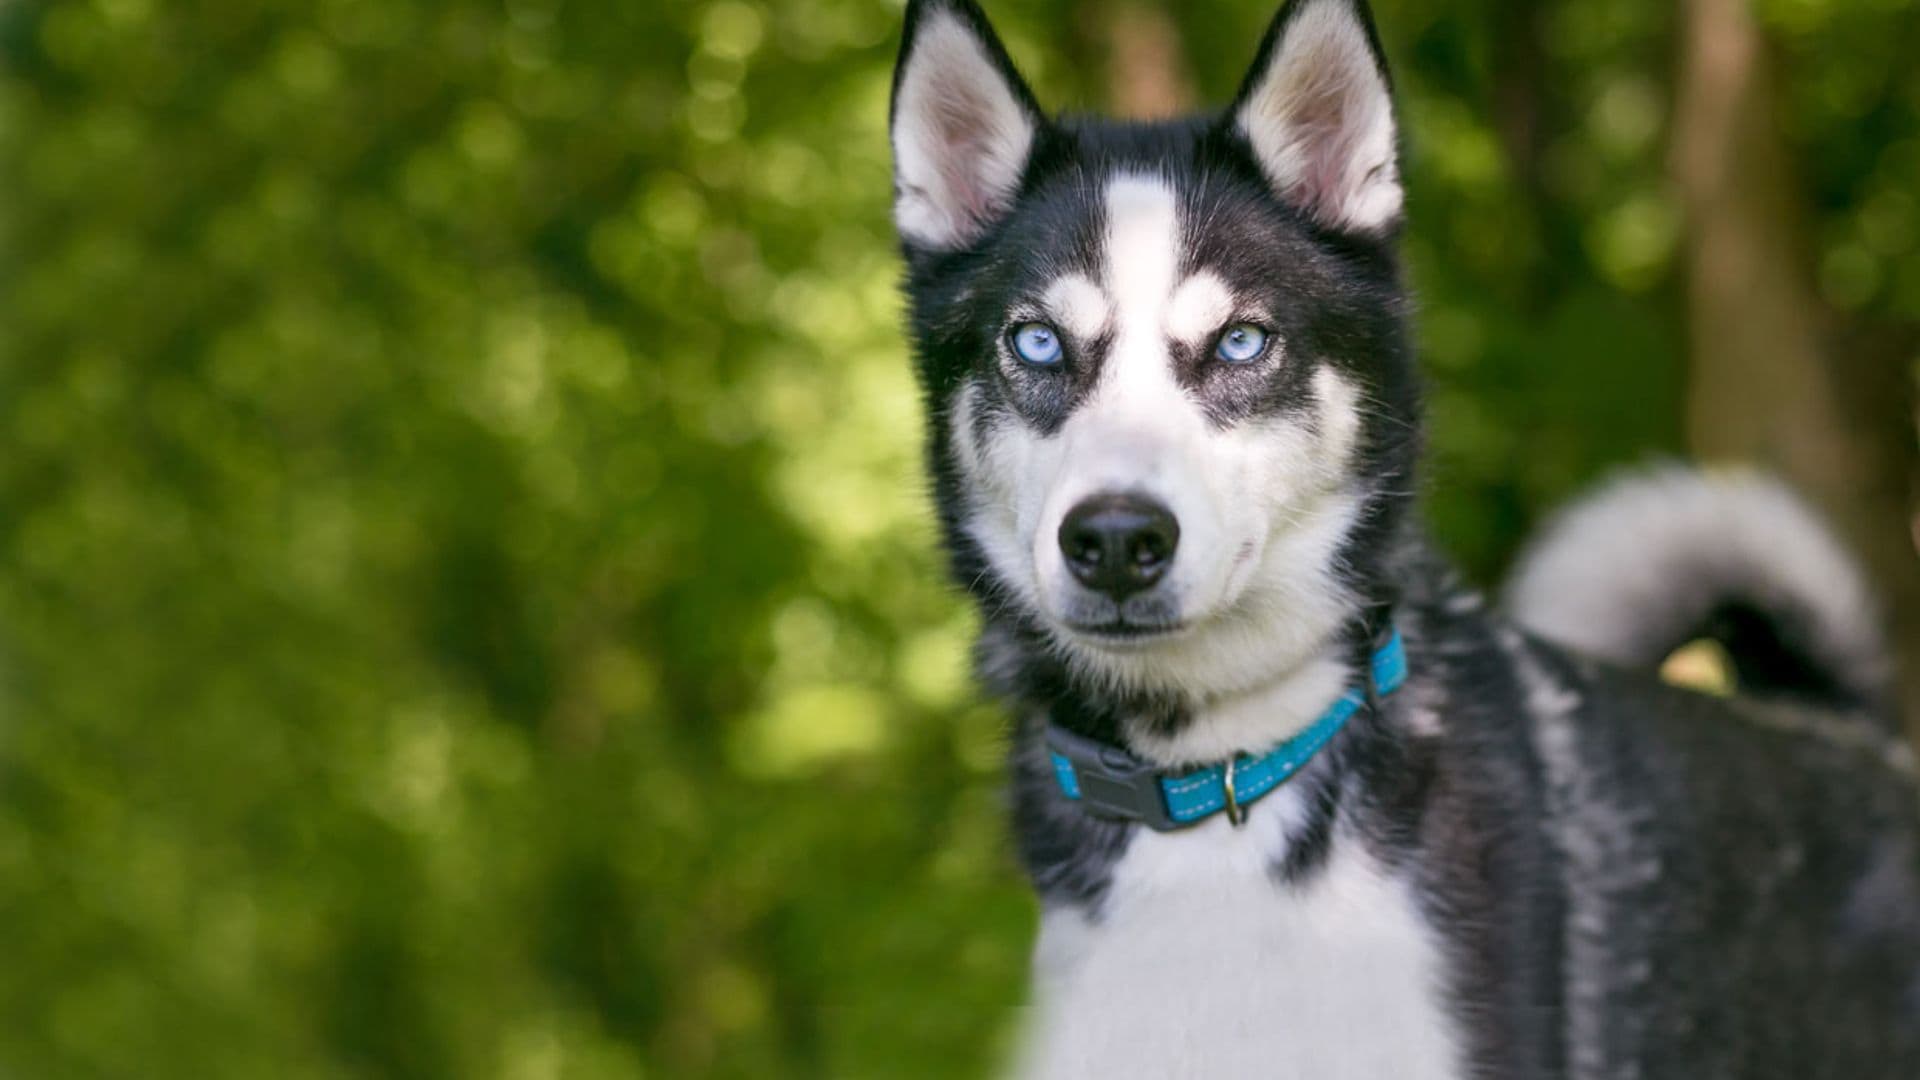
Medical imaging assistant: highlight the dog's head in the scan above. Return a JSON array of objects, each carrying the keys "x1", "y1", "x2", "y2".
[{"x1": 893, "y1": 0, "x2": 1418, "y2": 701}]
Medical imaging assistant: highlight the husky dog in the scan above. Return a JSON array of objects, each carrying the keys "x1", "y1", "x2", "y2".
[{"x1": 888, "y1": 0, "x2": 1920, "y2": 1076}]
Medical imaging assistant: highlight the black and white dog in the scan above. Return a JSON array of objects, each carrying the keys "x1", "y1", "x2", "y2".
[{"x1": 888, "y1": 0, "x2": 1920, "y2": 1076}]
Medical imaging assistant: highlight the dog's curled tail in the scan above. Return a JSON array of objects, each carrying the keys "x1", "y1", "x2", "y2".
[{"x1": 1505, "y1": 467, "x2": 1892, "y2": 716}]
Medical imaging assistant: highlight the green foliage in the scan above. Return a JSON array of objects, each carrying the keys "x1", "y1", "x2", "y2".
[{"x1": 0, "y1": 0, "x2": 1913, "y2": 1076}]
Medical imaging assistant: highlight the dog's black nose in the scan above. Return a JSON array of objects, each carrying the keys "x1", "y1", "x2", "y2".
[{"x1": 1058, "y1": 494, "x2": 1180, "y2": 600}]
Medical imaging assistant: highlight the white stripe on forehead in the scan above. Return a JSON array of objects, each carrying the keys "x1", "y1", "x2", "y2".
[
  {"x1": 1097, "y1": 176, "x2": 1232, "y2": 362},
  {"x1": 1047, "y1": 173, "x2": 1196, "y2": 497},
  {"x1": 1104, "y1": 174, "x2": 1183, "y2": 330},
  {"x1": 1092, "y1": 172, "x2": 1190, "y2": 420}
]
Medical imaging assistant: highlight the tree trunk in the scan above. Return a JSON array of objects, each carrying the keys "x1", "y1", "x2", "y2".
[
  {"x1": 1089, "y1": 2, "x2": 1193, "y2": 118},
  {"x1": 1672, "y1": 0, "x2": 1920, "y2": 740}
]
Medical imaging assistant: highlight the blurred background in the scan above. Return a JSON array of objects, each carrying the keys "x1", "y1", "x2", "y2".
[{"x1": 1, "y1": 0, "x2": 1917, "y2": 1075}]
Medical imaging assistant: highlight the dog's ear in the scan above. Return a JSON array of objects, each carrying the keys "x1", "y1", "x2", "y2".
[
  {"x1": 890, "y1": 0, "x2": 1043, "y2": 252},
  {"x1": 1228, "y1": 0, "x2": 1402, "y2": 234}
]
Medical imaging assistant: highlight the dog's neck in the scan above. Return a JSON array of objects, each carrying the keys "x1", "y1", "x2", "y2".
[
  {"x1": 997, "y1": 605, "x2": 1395, "y2": 768},
  {"x1": 1120, "y1": 646, "x2": 1356, "y2": 767}
]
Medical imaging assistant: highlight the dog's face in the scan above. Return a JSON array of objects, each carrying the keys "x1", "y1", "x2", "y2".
[{"x1": 893, "y1": 0, "x2": 1417, "y2": 701}]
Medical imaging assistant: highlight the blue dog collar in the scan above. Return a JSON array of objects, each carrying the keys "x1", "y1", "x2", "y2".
[{"x1": 1045, "y1": 629, "x2": 1407, "y2": 831}]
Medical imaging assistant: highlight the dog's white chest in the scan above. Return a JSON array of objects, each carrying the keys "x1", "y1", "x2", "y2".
[{"x1": 1018, "y1": 797, "x2": 1462, "y2": 1080}]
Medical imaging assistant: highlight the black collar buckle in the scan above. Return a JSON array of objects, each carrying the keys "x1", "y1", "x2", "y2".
[{"x1": 1042, "y1": 723, "x2": 1184, "y2": 831}]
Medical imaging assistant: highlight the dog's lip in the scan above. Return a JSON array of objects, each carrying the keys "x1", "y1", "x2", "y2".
[{"x1": 1062, "y1": 619, "x2": 1190, "y2": 646}]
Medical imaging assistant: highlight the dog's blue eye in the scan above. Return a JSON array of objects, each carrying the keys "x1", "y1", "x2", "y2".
[
  {"x1": 1011, "y1": 323, "x2": 1063, "y2": 367},
  {"x1": 1215, "y1": 324, "x2": 1268, "y2": 363}
]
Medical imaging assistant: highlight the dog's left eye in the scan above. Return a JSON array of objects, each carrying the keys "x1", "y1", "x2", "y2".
[
  {"x1": 1214, "y1": 324, "x2": 1269, "y2": 364},
  {"x1": 1010, "y1": 322, "x2": 1064, "y2": 367}
]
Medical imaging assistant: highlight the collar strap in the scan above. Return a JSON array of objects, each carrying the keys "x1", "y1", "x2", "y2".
[{"x1": 1045, "y1": 627, "x2": 1407, "y2": 831}]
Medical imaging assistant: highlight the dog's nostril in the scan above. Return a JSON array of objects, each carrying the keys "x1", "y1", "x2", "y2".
[
  {"x1": 1058, "y1": 494, "x2": 1180, "y2": 601},
  {"x1": 1132, "y1": 532, "x2": 1171, "y2": 567},
  {"x1": 1068, "y1": 535, "x2": 1102, "y2": 564}
]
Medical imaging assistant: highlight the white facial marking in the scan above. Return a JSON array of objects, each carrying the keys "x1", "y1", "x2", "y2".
[
  {"x1": 948, "y1": 174, "x2": 1374, "y2": 749},
  {"x1": 1033, "y1": 173, "x2": 1193, "y2": 517},
  {"x1": 1105, "y1": 175, "x2": 1184, "y2": 341},
  {"x1": 1235, "y1": 0, "x2": 1402, "y2": 233},
  {"x1": 1310, "y1": 364, "x2": 1365, "y2": 469},
  {"x1": 1029, "y1": 174, "x2": 1220, "y2": 648},
  {"x1": 891, "y1": 11, "x2": 1035, "y2": 249},
  {"x1": 1041, "y1": 274, "x2": 1111, "y2": 342},
  {"x1": 1165, "y1": 270, "x2": 1236, "y2": 346}
]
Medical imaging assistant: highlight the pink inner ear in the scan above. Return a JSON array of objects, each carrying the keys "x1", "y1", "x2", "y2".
[
  {"x1": 891, "y1": 10, "x2": 1042, "y2": 248},
  {"x1": 1300, "y1": 118, "x2": 1366, "y2": 223},
  {"x1": 1281, "y1": 59, "x2": 1372, "y2": 221},
  {"x1": 928, "y1": 78, "x2": 1018, "y2": 232},
  {"x1": 1238, "y1": 6, "x2": 1399, "y2": 232}
]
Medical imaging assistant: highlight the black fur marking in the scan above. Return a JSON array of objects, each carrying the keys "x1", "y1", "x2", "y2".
[{"x1": 1702, "y1": 600, "x2": 1858, "y2": 708}]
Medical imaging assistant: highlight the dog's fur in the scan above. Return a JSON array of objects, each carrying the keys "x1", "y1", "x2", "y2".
[{"x1": 888, "y1": 2, "x2": 1920, "y2": 1076}]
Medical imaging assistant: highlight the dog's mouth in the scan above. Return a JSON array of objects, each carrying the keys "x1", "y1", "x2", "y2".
[{"x1": 1062, "y1": 618, "x2": 1190, "y2": 648}]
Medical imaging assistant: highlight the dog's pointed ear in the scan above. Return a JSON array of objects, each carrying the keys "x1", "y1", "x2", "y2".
[
  {"x1": 1228, "y1": 0, "x2": 1402, "y2": 234},
  {"x1": 890, "y1": 0, "x2": 1043, "y2": 252}
]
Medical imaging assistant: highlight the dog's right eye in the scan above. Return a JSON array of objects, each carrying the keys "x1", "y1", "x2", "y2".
[
  {"x1": 1010, "y1": 323, "x2": 1064, "y2": 367},
  {"x1": 1214, "y1": 324, "x2": 1270, "y2": 364}
]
